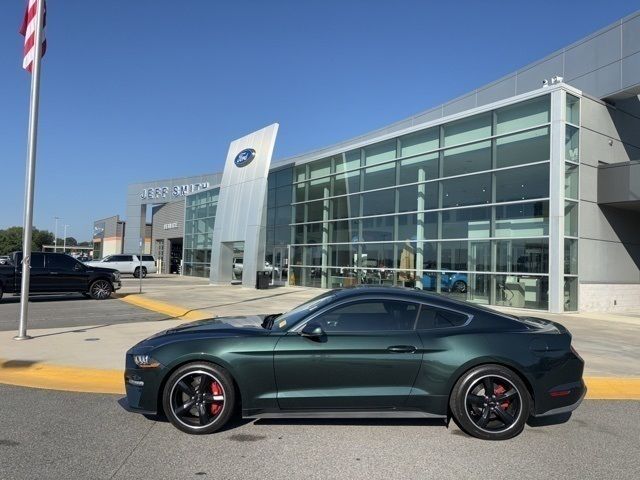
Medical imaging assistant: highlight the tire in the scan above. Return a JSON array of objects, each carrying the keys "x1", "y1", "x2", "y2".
[
  {"x1": 452, "y1": 280, "x2": 467, "y2": 293},
  {"x1": 81, "y1": 292, "x2": 91, "y2": 299},
  {"x1": 89, "y1": 279, "x2": 113, "y2": 300},
  {"x1": 133, "y1": 267, "x2": 147, "y2": 279},
  {"x1": 449, "y1": 364, "x2": 531, "y2": 440},
  {"x1": 162, "y1": 362, "x2": 236, "y2": 435}
]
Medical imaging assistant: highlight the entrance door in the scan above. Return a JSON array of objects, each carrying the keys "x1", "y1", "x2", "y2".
[
  {"x1": 169, "y1": 239, "x2": 183, "y2": 274},
  {"x1": 271, "y1": 246, "x2": 288, "y2": 286}
]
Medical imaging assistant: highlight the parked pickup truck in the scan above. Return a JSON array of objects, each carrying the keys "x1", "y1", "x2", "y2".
[
  {"x1": 0, "y1": 252, "x2": 121, "y2": 302},
  {"x1": 84, "y1": 254, "x2": 157, "y2": 278}
]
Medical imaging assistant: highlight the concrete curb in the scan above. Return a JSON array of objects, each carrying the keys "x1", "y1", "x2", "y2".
[{"x1": 117, "y1": 294, "x2": 210, "y2": 321}]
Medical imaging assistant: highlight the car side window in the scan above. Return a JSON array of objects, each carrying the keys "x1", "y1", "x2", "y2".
[
  {"x1": 47, "y1": 254, "x2": 79, "y2": 271},
  {"x1": 104, "y1": 256, "x2": 116, "y2": 262},
  {"x1": 121, "y1": 255, "x2": 134, "y2": 262},
  {"x1": 30, "y1": 253, "x2": 45, "y2": 268},
  {"x1": 313, "y1": 300, "x2": 419, "y2": 332},
  {"x1": 417, "y1": 306, "x2": 468, "y2": 330},
  {"x1": 142, "y1": 255, "x2": 154, "y2": 262}
]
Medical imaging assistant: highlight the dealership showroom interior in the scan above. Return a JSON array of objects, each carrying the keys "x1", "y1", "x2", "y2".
[{"x1": 94, "y1": 14, "x2": 640, "y2": 315}]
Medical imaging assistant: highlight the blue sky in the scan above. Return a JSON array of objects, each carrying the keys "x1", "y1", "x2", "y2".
[{"x1": 0, "y1": 1, "x2": 636, "y2": 241}]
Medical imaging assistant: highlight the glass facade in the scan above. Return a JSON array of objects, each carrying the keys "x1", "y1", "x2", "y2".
[
  {"x1": 286, "y1": 94, "x2": 554, "y2": 310},
  {"x1": 564, "y1": 93, "x2": 580, "y2": 311},
  {"x1": 183, "y1": 187, "x2": 220, "y2": 278}
]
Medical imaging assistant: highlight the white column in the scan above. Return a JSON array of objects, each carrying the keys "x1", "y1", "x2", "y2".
[
  {"x1": 321, "y1": 185, "x2": 330, "y2": 288},
  {"x1": 415, "y1": 167, "x2": 425, "y2": 289},
  {"x1": 548, "y1": 88, "x2": 565, "y2": 313}
]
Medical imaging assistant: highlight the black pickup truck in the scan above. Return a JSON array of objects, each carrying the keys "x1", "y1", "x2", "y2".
[{"x1": 0, "y1": 252, "x2": 121, "y2": 302}]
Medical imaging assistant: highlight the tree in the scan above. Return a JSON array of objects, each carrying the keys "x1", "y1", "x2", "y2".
[
  {"x1": 78, "y1": 241, "x2": 92, "y2": 247},
  {"x1": 0, "y1": 227, "x2": 55, "y2": 255},
  {"x1": 64, "y1": 237, "x2": 78, "y2": 247}
]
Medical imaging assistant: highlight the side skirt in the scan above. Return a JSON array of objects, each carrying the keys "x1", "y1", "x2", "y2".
[{"x1": 244, "y1": 410, "x2": 446, "y2": 420}]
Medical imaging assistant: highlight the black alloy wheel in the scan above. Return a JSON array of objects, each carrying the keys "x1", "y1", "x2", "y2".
[
  {"x1": 89, "y1": 279, "x2": 112, "y2": 300},
  {"x1": 450, "y1": 364, "x2": 530, "y2": 440},
  {"x1": 133, "y1": 267, "x2": 147, "y2": 278},
  {"x1": 452, "y1": 280, "x2": 467, "y2": 293},
  {"x1": 163, "y1": 362, "x2": 235, "y2": 434}
]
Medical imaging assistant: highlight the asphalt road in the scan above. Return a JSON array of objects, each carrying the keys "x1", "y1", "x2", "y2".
[
  {"x1": 0, "y1": 294, "x2": 164, "y2": 331},
  {"x1": 0, "y1": 385, "x2": 637, "y2": 480}
]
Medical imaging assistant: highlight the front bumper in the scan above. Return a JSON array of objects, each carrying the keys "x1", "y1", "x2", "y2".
[
  {"x1": 124, "y1": 352, "x2": 164, "y2": 415},
  {"x1": 113, "y1": 280, "x2": 122, "y2": 291}
]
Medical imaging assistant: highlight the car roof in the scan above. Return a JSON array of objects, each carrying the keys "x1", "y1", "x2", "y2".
[{"x1": 328, "y1": 285, "x2": 514, "y2": 318}]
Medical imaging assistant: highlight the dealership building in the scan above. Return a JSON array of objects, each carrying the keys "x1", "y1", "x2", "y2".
[{"x1": 96, "y1": 12, "x2": 640, "y2": 313}]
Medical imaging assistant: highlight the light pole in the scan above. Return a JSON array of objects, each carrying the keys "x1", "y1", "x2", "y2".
[
  {"x1": 63, "y1": 224, "x2": 69, "y2": 254},
  {"x1": 54, "y1": 216, "x2": 60, "y2": 252}
]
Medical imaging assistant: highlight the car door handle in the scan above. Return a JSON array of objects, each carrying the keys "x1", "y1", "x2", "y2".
[
  {"x1": 387, "y1": 345, "x2": 417, "y2": 353},
  {"x1": 50, "y1": 272, "x2": 58, "y2": 275}
]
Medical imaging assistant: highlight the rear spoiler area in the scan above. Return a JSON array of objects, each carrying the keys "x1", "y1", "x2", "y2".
[{"x1": 517, "y1": 316, "x2": 568, "y2": 335}]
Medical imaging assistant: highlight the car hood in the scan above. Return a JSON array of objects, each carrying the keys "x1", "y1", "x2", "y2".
[
  {"x1": 135, "y1": 315, "x2": 272, "y2": 348},
  {"x1": 86, "y1": 265, "x2": 119, "y2": 274}
]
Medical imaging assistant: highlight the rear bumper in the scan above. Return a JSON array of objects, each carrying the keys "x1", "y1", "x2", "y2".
[{"x1": 533, "y1": 379, "x2": 587, "y2": 417}]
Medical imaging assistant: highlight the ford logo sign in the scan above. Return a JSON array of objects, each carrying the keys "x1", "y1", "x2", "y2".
[{"x1": 234, "y1": 148, "x2": 256, "y2": 167}]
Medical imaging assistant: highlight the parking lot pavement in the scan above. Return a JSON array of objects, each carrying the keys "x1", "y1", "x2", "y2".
[
  {"x1": 0, "y1": 384, "x2": 637, "y2": 480},
  {"x1": 0, "y1": 294, "x2": 166, "y2": 332}
]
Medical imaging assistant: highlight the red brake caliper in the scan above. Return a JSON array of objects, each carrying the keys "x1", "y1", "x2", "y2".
[
  {"x1": 494, "y1": 384, "x2": 509, "y2": 410},
  {"x1": 210, "y1": 381, "x2": 223, "y2": 415}
]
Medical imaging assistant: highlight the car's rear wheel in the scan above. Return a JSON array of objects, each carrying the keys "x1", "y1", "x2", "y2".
[
  {"x1": 89, "y1": 279, "x2": 112, "y2": 300},
  {"x1": 133, "y1": 267, "x2": 147, "y2": 278},
  {"x1": 450, "y1": 364, "x2": 530, "y2": 440},
  {"x1": 162, "y1": 362, "x2": 235, "y2": 435}
]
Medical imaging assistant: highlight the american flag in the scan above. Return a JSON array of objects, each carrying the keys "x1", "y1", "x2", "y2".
[{"x1": 19, "y1": 0, "x2": 47, "y2": 72}]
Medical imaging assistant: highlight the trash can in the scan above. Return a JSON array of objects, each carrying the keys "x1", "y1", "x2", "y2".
[{"x1": 256, "y1": 271, "x2": 270, "y2": 289}]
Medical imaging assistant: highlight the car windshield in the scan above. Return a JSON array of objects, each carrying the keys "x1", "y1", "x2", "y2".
[{"x1": 268, "y1": 290, "x2": 337, "y2": 331}]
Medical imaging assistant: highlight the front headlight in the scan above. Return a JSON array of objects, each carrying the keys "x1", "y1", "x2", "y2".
[
  {"x1": 133, "y1": 354, "x2": 160, "y2": 368},
  {"x1": 112, "y1": 271, "x2": 120, "y2": 281}
]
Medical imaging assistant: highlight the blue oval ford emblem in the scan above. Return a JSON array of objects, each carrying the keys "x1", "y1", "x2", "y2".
[{"x1": 234, "y1": 148, "x2": 256, "y2": 167}]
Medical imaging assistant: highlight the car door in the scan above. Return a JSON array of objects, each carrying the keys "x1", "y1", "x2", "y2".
[
  {"x1": 15, "y1": 252, "x2": 47, "y2": 292},
  {"x1": 45, "y1": 254, "x2": 85, "y2": 291},
  {"x1": 273, "y1": 297, "x2": 422, "y2": 410}
]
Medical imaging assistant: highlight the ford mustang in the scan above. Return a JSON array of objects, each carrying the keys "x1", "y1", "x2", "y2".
[{"x1": 124, "y1": 286, "x2": 585, "y2": 440}]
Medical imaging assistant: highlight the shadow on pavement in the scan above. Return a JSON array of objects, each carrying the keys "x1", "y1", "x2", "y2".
[
  {"x1": 30, "y1": 324, "x2": 112, "y2": 339},
  {"x1": 0, "y1": 359, "x2": 40, "y2": 369},
  {"x1": 527, "y1": 412, "x2": 572, "y2": 427},
  {"x1": 0, "y1": 294, "x2": 96, "y2": 304},
  {"x1": 254, "y1": 418, "x2": 446, "y2": 427}
]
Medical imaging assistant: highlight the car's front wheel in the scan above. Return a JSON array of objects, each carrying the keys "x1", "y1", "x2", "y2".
[
  {"x1": 162, "y1": 362, "x2": 235, "y2": 434},
  {"x1": 89, "y1": 279, "x2": 113, "y2": 300},
  {"x1": 449, "y1": 364, "x2": 530, "y2": 440}
]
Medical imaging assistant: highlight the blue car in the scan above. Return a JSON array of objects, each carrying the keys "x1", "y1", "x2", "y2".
[{"x1": 422, "y1": 272, "x2": 468, "y2": 293}]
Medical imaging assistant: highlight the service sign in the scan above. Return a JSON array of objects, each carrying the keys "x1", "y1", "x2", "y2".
[{"x1": 140, "y1": 182, "x2": 209, "y2": 200}]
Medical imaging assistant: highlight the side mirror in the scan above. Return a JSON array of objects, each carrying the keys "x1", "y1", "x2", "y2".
[{"x1": 300, "y1": 322, "x2": 325, "y2": 340}]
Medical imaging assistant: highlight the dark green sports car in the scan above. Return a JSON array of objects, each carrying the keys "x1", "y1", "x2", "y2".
[{"x1": 124, "y1": 286, "x2": 586, "y2": 440}]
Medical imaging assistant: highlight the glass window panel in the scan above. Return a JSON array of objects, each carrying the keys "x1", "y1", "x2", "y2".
[
  {"x1": 400, "y1": 128, "x2": 439, "y2": 157},
  {"x1": 566, "y1": 94, "x2": 580, "y2": 125},
  {"x1": 444, "y1": 113, "x2": 491, "y2": 147},
  {"x1": 441, "y1": 241, "x2": 468, "y2": 271},
  {"x1": 362, "y1": 216, "x2": 394, "y2": 242},
  {"x1": 564, "y1": 276, "x2": 578, "y2": 311},
  {"x1": 364, "y1": 139, "x2": 396, "y2": 165},
  {"x1": 332, "y1": 194, "x2": 360, "y2": 220},
  {"x1": 294, "y1": 204, "x2": 305, "y2": 223},
  {"x1": 291, "y1": 246, "x2": 304, "y2": 265},
  {"x1": 362, "y1": 190, "x2": 395, "y2": 216},
  {"x1": 565, "y1": 201, "x2": 578, "y2": 237},
  {"x1": 495, "y1": 164, "x2": 549, "y2": 202},
  {"x1": 443, "y1": 141, "x2": 491, "y2": 177},
  {"x1": 398, "y1": 183, "x2": 438, "y2": 212},
  {"x1": 496, "y1": 95, "x2": 550, "y2": 135},
  {"x1": 566, "y1": 125, "x2": 579, "y2": 162},
  {"x1": 275, "y1": 186, "x2": 291, "y2": 206},
  {"x1": 496, "y1": 127, "x2": 550, "y2": 168},
  {"x1": 275, "y1": 206, "x2": 291, "y2": 226},
  {"x1": 496, "y1": 238, "x2": 549, "y2": 273},
  {"x1": 467, "y1": 273, "x2": 491, "y2": 304},
  {"x1": 399, "y1": 152, "x2": 438, "y2": 184},
  {"x1": 397, "y1": 212, "x2": 438, "y2": 241},
  {"x1": 294, "y1": 183, "x2": 306, "y2": 202},
  {"x1": 304, "y1": 245, "x2": 323, "y2": 265},
  {"x1": 363, "y1": 163, "x2": 395, "y2": 190},
  {"x1": 333, "y1": 171, "x2": 360, "y2": 196},
  {"x1": 495, "y1": 201, "x2": 549, "y2": 237},
  {"x1": 441, "y1": 207, "x2": 490, "y2": 239},
  {"x1": 565, "y1": 238, "x2": 578, "y2": 275},
  {"x1": 331, "y1": 220, "x2": 359, "y2": 243},
  {"x1": 329, "y1": 244, "x2": 357, "y2": 267},
  {"x1": 305, "y1": 224, "x2": 323, "y2": 244},
  {"x1": 442, "y1": 173, "x2": 491, "y2": 208},
  {"x1": 267, "y1": 228, "x2": 275, "y2": 245},
  {"x1": 494, "y1": 274, "x2": 548, "y2": 310},
  {"x1": 295, "y1": 165, "x2": 306, "y2": 182},
  {"x1": 306, "y1": 200, "x2": 325, "y2": 222},
  {"x1": 565, "y1": 163, "x2": 579, "y2": 199},
  {"x1": 294, "y1": 225, "x2": 304, "y2": 244},
  {"x1": 308, "y1": 177, "x2": 330, "y2": 200},
  {"x1": 275, "y1": 168, "x2": 293, "y2": 187},
  {"x1": 309, "y1": 158, "x2": 331, "y2": 179},
  {"x1": 267, "y1": 188, "x2": 276, "y2": 208},
  {"x1": 336, "y1": 149, "x2": 361, "y2": 172},
  {"x1": 361, "y1": 243, "x2": 395, "y2": 268}
]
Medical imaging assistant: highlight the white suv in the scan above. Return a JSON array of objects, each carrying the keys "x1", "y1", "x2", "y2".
[{"x1": 85, "y1": 254, "x2": 157, "y2": 278}]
